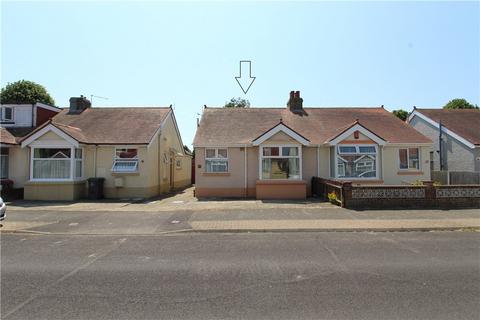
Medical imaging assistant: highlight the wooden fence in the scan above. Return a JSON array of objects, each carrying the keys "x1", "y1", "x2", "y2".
[{"x1": 432, "y1": 171, "x2": 480, "y2": 185}]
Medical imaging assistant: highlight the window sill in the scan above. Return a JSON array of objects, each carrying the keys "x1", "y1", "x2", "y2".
[
  {"x1": 111, "y1": 171, "x2": 140, "y2": 176},
  {"x1": 397, "y1": 170, "x2": 424, "y2": 175},
  {"x1": 202, "y1": 172, "x2": 230, "y2": 176}
]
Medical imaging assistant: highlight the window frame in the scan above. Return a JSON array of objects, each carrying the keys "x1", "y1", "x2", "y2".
[
  {"x1": 1, "y1": 106, "x2": 14, "y2": 122},
  {"x1": 398, "y1": 147, "x2": 420, "y2": 171},
  {"x1": 30, "y1": 146, "x2": 84, "y2": 181},
  {"x1": 335, "y1": 144, "x2": 379, "y2": 180},
  {"x1": 259, "y1": 144, "x2": 302, "y2": 180},
  {"x1": 0, "y1": 148, "x2": 9, "y2": 179},
  {"x1": 111, "y1": 147, "x2": 139, "y2": 173},
  {"x1": 205, "y1": 148, "x2": 229, "y2": 173}
]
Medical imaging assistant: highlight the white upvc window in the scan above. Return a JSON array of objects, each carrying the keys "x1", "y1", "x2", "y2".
[
  {"x1": 336, "y1": 145, "x2": 378, "y2": 179},
  {"x1": 112, "y1": 148, "x2": 139, "y2": 172},
  {"x1": 31, "y1": 147, "x2": 83, "y2": 181},
  {"x1": 260, "y1": 145, "x2": 302, "y2": 180},
  {"x1": 399, "y1": 148, "x2": 420, "y2": 170},
  {"x1": 1, "y1": 107, "x2": 13, "y2": 122},
  {"x1": 205, "y1": 148, "x2": 228, "y2": 173}
]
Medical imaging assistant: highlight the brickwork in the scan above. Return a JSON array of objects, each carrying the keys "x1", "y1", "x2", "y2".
[{"x1": 312, "y1": 177, "x2": 480, "y2": 209}]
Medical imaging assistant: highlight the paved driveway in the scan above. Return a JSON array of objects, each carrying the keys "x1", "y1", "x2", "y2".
[{"x1": 6, "y1": 187, "x2": 334, "y2": 212}]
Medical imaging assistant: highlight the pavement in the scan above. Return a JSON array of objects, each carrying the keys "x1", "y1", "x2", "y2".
[
  {"x1": 1, "y1": 206, "x2": 479, "y2": 234},
  {"x1": 2, "y1": 232, "x2": 480, "y2": 319},
  {"x1": 2, "y1": 187, "x2": 479, "y2": 234}
]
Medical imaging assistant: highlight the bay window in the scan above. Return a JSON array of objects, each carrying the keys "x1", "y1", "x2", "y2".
[
  {"x1": 336, "y1": 145, "x2": 377, "y2": 179},
  {"x1": 31, "y1": 147, "x2": 83, "y2": 180},
  {"x1": 261, "y1": 146, "x2": 301, "y2": 179},
  {"x1": 399, "y1": 148, "x2": 419, "y2": 170},
  {"x1": 112, "y1": 148, "x2": 138, "y2": 172},
  {"x1": 205, "y1": 148, "x2": 228, "y2": 173}
]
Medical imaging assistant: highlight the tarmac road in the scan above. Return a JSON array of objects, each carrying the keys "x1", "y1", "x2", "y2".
[{"x1": 1, "y1": 231, "x2": 479, "y2": 320}]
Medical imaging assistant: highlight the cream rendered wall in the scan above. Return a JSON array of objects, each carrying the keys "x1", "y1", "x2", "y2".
[
  {"x1": 318, "y1": 147, "x2": 330, "y2": 178},
  {"x1": 34, "y1": 130, "x2": 66, "y2": 142},
  {"x1": 7, "y1": 146, "x2": 29, "y2": 188},
  {"x1": 157, "y1": 114, "x2": 192, "y2": 192},
  {"x1": 196, "y1": 147, "x2": 246, "y2": 189},
  {"x1": 302, "y1": 147, "x2": 317, "y2": 194},
  {"x1": 382, "y1": 145, "x2": 431, "y2": 184},
  {"x1": 261, "y1": 132, "x2": 298, "y2": 144}
]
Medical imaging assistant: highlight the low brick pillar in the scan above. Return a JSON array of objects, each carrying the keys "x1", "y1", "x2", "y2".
[
  {"x1": 341, "y1": 181, "x2": 353, "y2": 208},
  {"x1": 423, "y1": 180, "x2": 436, "y2": 200}
]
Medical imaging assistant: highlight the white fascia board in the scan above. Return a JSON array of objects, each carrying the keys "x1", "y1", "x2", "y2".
[
  {"x1": 252, "y1": 123, "x2": 310, "y2": 146},
  {"x1": 21, "y1": 124, "x2": 79, "y2": 148},
  {"x1": 408, "y1": 111, "x2": 476, "y2": 149},
  {"x1": 35, "y1": 103, "x2": 62, "y2": 112},
  {"x1": 327, "y1": 124, "x2": 386, "y2": 146}
]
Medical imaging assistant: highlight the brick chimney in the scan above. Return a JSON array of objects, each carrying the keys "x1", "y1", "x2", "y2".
[
  {"x1": 287, "y1": 90, "x2": 303, "y2": 113},
  {"x1": 68, "y1": 95, "x2": 91, "y2": 114}
]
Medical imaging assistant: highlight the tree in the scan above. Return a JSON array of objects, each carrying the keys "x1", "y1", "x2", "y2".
[
  {"x1": 392, "y1": 109, "x2": 408, "y2": 121},
  {"x1": 443, "y1": 98, "x2": 479, "y2": 110},
  {"x1": 0, "y1": 80, "x2": 55, "y2": 105},
  {"x1": 224, "y1": 97, "x2": 250, "y2": 108}
]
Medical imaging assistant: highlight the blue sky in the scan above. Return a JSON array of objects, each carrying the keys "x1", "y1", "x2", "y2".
[{"x1": 2, "y1": 1, "x2": 479, "y2": 148}]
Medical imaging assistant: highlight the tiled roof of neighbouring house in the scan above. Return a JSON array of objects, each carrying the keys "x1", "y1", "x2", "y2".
[
  {"x1": 194, "y1": 107, "x2": 432, "y2": 146},
  {"x1": 22, "y1": 107, "x2": 171, "y2": 145},
  {"x1": 0, "y1": 127, "x2": 37, "y2": 145},
  {"x1": 414, "y1": 108, "x2": 480, "y2": 146}
]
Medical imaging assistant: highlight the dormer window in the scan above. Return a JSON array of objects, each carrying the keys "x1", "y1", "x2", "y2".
[{"x1": 1, "y1": 107, "x2": 13, "y2": 122}]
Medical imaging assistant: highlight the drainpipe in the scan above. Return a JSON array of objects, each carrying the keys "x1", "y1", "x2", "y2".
[
  {"x1": 244, "y1": 144, "x2": 248, "y2": 197},
  {"x1": 316, "y1": 145, "x2": 320, "y2": 177}
]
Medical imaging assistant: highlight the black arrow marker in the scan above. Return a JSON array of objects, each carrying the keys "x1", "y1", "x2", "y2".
[{"x1": 235, "y1": 60, "x2": 256, "y2": 94}]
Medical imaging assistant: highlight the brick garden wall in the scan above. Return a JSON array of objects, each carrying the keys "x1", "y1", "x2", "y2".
[{"x1": 312, "y1": 178, "x2": 480, "y2": 209}]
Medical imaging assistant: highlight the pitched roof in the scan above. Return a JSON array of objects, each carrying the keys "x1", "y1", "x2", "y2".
[
  {"x1": 0, "y1": 127, "x2": 37, "y2": 145},
  {"x1": 414, "y1": 108, "x2": 480, "y2": 146},
  {"x1": 22, "y1": 107, "x2": 171, "y2": 145},
  {"x1": 194, "y1": 107, "x2": 432, "y2": 146}
]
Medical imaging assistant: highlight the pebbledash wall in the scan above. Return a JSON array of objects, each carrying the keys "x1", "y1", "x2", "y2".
[
  {"x1": 312, "y1": 178, "x2": 480, "y2": 209},
  {"x1": 195, "y1": 131, "x2": 431, "y2": 199},
  {"x1": 24, "y1": 114, "x2": 191, "y2": 200}
]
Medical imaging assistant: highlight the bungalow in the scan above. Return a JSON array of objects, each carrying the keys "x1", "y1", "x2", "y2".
[
  {"x1": 193, "y1": 91, "x2": 433, "y2": 199},
  {"x1": 1, "y1": 102, "x2": 61, "y2": 190},
  {"x1": 407, "y1": 108, "x2": 480, "y2": 172},
  {"x1": 19, "y1": 96, "x2": 191, "y2": 200}
]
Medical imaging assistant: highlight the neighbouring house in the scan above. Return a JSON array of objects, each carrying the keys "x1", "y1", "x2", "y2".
[
  {"x1": 193, "y1": 91, "x2": 433, "y2": 200},
  {"x1": 0, "y1": 103, "x2": 61, "y2": 193},
  {"x1": 408, "y1": 108, "x2": 480, "y2": 173},
  {"x1": 19, "y1": 96, "x2": 191, "y2": 200}
]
